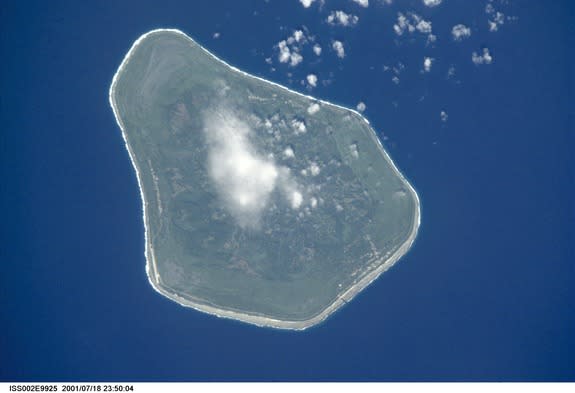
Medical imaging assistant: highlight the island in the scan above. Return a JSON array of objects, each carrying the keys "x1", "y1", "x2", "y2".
[{"x1": 109, "y1": 29, "x2": 421, "y2": 330}]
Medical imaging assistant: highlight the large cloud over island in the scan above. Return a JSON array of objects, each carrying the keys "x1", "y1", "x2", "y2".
[
  {"x1": 203, "y1": 110, "x2": 279, "y2": 228},
  {"x1": 203, "y1": 109, "x2": 308, "y2": 228}
]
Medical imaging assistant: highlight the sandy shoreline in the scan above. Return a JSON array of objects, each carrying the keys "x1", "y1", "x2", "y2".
[{"x1": 109, "y1": 28, "x2": 421, "y2": 330}]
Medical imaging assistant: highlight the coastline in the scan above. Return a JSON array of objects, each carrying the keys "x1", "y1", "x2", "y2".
[{"x1": 109, "y1": 28, "x2": 421, "y2": 330}]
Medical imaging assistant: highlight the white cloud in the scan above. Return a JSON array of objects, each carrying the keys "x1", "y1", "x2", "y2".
[
  {"x1": 306, "y1": 74, "x2": 318, "y2": 88},
  {"x1": 472, "y1": 48, "x2": 493, "y2": 65},
  {"x1": 289, "y1": 52, "x2": 303, "y2": 67},
  {"x1": 486, "y1": 3, "x2": 505, "y2": 32},
  {"x1": 349, "y1": 143, "x2": 359, "y2": 158},
  {"x1": 291, "y1": 118, "x2": 307, "y2": 134},
  {"x1": 309, "y1": 162, "x2": 321, "y2": 176},
  {"x1": 351, "y1": 0, "x2": 369, "y2": 7},
  {"x1": 383, "y1": 61, "x2": 405, "y2": 81},
  {"x1": 332, "y1": 40, "x2": 345, "y2": 58},
  {"x1": 205, "y1": 110, "x2": 313, "y2": 222},
  {"x1": 393, "y1": 12, "x2": 433, "y2": 41},
  {"x1": 451, "y1": 24, "x2": 471, "y2": 41},
  {"x1": 277, "y1": 40, "x2": 291, "y2": 63},
  {"x1": 292, "y1": 30, "x2": 305, "y2": 43},
  {"x1": 299, "y1": 0, "x2": 316, "y2": 8},
  {"x1": 313, "y1": 44, "x2": 322, "y2": 56},
  {"x1": 204, "y1": 111, "x2": 279, "y2": 228},
  {"x1": 310, "y1": 197, "x2": 318, "y2": 208},
  {"x1": 393, "y1": 13, "x2": 410, "y2": 35},
  {"x1": 327, "y1": 11, "x2": 359, "y2": 27},
  {"x1": 356, "y1": 102, "x2": 366, "y2": 112},
  {"x1": 203, "y1": 107, "x2": 330, "y2": 223},
  {"x1": 440, "y1": 111, "x2": 448, "y2": 122},
  {"x1": 290, "y1": 191, "x2": 303, "y2": 209},
  {"x1": 307, "y1": 103, "x2": 320, "y2": 114},
  {"x1": 489, "y1": 12, "x2": 505, "y2": 32},
  {"x1": 416, "y1": 19, "x2": 432, "y2": 34},
  {"x1": 276, "y1": 31, "x2": 308, "y2": 67},
  {"x1": 423, "y1": 0, "x2": 442, "y2": 6},
  {"x1": 283, "y1": 146, "x2": 295, "y2": 158},
  {"x1": 423, "y1": 57, "x2": 433, "y2": 72},
  {"x1": 286, "y1": 30, "x2": 307, "y2": 46}
]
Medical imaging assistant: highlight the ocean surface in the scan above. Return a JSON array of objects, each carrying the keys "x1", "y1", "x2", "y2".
[{"x1": 1, "y1": 0, "x2": 574, "y2": 381}]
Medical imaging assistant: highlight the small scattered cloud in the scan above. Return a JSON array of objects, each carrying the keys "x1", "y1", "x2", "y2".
[
  {"x1": 291, "y1": 30, "x2": 305, "y2": 43},
  {"x1": 351, "y1": 0, "x2": 369, "y2": 7},
  {"x1": 472, "y1": 48, "x2": 493, "y2": 65},
  {"x1": 356, "y1": 102, "x2": 366, "y2": 112},
  {"x1": 451, "y1": 24, "x2": 471, "y2": 41},
  {"x1": 440, "y1": 110, "x2": 448, "y2": 122},
  {"x1": 416, "y1": 19, "x2": 432, "y2": 34},
  {"x1": 283, "y1": 146, "x2": 295, "y2": 158},
  {"x1": 306, "y1": 74, "x2": 318, "y2": 88},
  {"x1": 349, "y1": 143, "x2": 359, "y2": 158},
  {"x1": 277, "y1": 39, "x2": 304, "y2": 66},
  {"x1": 488, "y1": 12, "x2": 505, "y2": 32},
  {"x1": 383, "y1": 61, "x2": 404, "y2": 84},
  {"x1": 213, "y1": 32, "x2": 220, "y2": 39},
  {"x1": 423, "y1": 0, "x2": 442, "y2": 7},
  {"x1": 308, "y1": 162, "x2": 321, "y2": 176},
  {"x1": 275, "y1": 30, "x2": 309, "y2": 67},
  {"x1": 393, "y1": 12, "x2": 434, "y2": 42},
  {"x1": 299, "y1": 0, "x2": 316, "y2": 8},
  {"x1": 277, "y1": 41, "x2": 291, "y2": 63},
  {"x1": 313, "y1": 44, "x2": 322, "y2": 56},
  {"x1": 290, "y1": 52, "x2": 303, "y2": 67},
  {"x1": 332, "y1": 40, "x2": 346, "y2": 58},
  {"x1": 310, "y1": 197, "x2": 318, "y2": 208},
  {"x1": 423, "y1": 57, "x2": 433, "y2": 72},
  {"x1": 291, "y1": 118, "x2": 307, "y2": 134},
  {"x1": 327, "y1": 11, "x2": 359, "y2": 27},
  {"x1": 290, "y1": 191, "x2": 303, "y2": 209},
  {"x1": 307, "y1": 102, "x2": 321, "y2": 114},
  {"x1": 486, "y1": 3, "x2": 506, "y2": 32},
  {"x1": 393, "y1": 13, "x2": 413, "y2": 35},
  {"x1": 485, "y1": 2, "x2": 495, "y2": 14}
]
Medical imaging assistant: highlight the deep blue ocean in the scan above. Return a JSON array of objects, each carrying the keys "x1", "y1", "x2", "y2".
[{"x1": 1, "y1": 0, "x2": 574, "y2": 381}]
